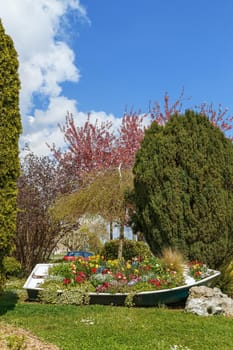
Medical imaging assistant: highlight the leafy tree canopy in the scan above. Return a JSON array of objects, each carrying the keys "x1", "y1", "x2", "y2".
[{"x1": 51, "y1": 168, "x2": 133, "y2": 226}]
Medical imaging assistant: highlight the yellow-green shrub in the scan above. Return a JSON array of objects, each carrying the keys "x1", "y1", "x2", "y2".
[{"x1": 101, "y1": 239, "x2": 152, "y2": 261}]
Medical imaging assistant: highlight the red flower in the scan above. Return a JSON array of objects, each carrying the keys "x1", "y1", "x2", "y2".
[
  {"x1": 195, "y1": 271, "x2": 201, "y2": 276},
  {"x1": 63, "y1": 278, "x2": 71, "y2": 285},
  {"x1": 103, "y1": 282, "x2": 110, "y2": 288},
  {"x1": 148, "y1": 279, "x2": 161, "y2": 287},
  {"x1": 143, "y1": 265, "x2": 151, "y2": 271},
  {"x1": 75, "y1": 275, "x2": 84, "y2": 283},
  {"x1": 78, "y1": 271, "x2": 86, "y2": 278},
  {"x1": 114, "y1": 272, "x2": 126, "y2": 280},
  {"x1": 91, "y1": 267, "x2": 97, "y2": 273}
]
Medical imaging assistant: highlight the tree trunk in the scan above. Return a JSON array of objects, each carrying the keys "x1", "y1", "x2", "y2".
[
  {"x1": 117, "y1": 222, "x2": 124, "y2": 260},
  {"x1": 137, "y1": 231, "x2": 144, "y2": 241},
  {"x1": 109, "y1": 221, "x2": 113, "y2": 240}
]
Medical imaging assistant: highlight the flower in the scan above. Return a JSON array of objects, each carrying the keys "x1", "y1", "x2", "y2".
[
  {"x1": 46, "y1": 255, "x2": 213, "y2": 294},
  {"x1": 63, "y1": 278, "x2": 71, "y2": 285},
  {"x1": 188, "y1": 260, "x2": 208, "y2": 280},
  {"x1": 75, "y1": 275, "x2": 84, "y2": 283},
  {"x1": 148, "y1": 279, "x2": 161, "y2": 288}
]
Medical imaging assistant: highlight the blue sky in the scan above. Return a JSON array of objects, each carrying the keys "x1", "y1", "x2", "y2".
[
  {"x1": 0, "y1": 0, "x2": 233, "y2": 155},
  {"x1": 65, "y1": 0, "x2": 233, "y2": 116}
]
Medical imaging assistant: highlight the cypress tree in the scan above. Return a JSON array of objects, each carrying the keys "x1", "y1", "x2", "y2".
[
  {"x1": 0, "y1": 19, "x2": 22, "y2": 289},
  {"x1": 133, "y1": 110, "x2": 233, "y2": 268}
]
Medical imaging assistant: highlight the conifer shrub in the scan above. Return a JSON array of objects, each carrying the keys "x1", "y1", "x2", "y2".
[
  {"x1": 0, "y1": 20, "x2": 21, "y2": 291},
  {"x1": 133, "y1": 111, "x2": 233, "y2": 269},
  {"x1": 216, "y1": 260, "x2": 233, "y2": 297}
]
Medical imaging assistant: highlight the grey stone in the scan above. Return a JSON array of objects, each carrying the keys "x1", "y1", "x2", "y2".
[{"x1": 185, "y1": 286, "x2": 233, "y2": 316}]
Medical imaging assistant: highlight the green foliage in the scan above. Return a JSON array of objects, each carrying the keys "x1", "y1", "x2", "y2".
[
  {"x1": 3, "y1": 257, "x2": 22, "y2": 277},
  {"x1": 0, "y1": 273, "x2": 6, "y2": 295},
  {"x1": 0, "y1": 20, "x2": 22, "y2": 290},
  {"x1": 39, "y1": 283, "x2": 91, "y2": 305},
  {"x1": 101, "y1": 239, "x2": 152, "y2": 260},
  {"x1": 6, "y1": 334, "x2": 26, "y2": 350},
  {"x1": 133, "y1": 111, "x2": 233, "y2": 268},
  {"x1": 216, "y1": 260, "x2": 233, "y2": 297},
  {"x1": 48, "y1": 262, "x2": 73, "y2": 279},
  {"x1": 52, "y1": 168, "x2": 134, "y2": 224}
]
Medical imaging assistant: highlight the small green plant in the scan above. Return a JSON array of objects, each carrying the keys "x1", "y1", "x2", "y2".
[
  {"x1": 6, "y1": 334, "x2": 26, "y2": 350},
  {"x1": 124, "y1": 292, "x2": 136, "y2": 307},
  {"x1": 39, "y1": 282, "x2": 91, "y2": 305}
]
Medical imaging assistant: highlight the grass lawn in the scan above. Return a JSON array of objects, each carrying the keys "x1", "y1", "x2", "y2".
[{"x1": 0, "y1": 286, "x2": 232, "y2": 350}]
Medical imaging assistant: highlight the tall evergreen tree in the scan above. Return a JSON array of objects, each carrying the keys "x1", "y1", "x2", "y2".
[
  {"x1": 0, "y1": 19, "x2": 22, "y2": 289},
  {"x1": 133, "y1": 111, "x2": 233, "y2": 268}
]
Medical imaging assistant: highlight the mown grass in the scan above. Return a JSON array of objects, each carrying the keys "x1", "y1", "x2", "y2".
[{"x1": 0, "y1": 286, "x2": 232, "y2": 350}]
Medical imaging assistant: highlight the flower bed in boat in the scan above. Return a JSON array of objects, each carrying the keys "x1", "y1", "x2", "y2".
[{"x1": 39, "y1": 255, "x2": 216, "y2": 297}]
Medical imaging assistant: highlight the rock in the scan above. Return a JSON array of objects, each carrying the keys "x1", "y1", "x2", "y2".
[{"x1": 185, "y1": 286, "x2": 233, "y2": 316}]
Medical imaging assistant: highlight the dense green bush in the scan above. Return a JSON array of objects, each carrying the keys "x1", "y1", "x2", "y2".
[
  {"x1": 215, "y1": 260, "x2": 233, "y2": 297},
  {"x1": 3, "y1": 256, "x2": 22, "y2": 277},
  {"x1": 101, "y1": 239, "x2": 152, "y2": 260},
  {"x1": 0, "y1": 20, "x2": 22, "y2": 291},
  {"x1": 133, "y1": 111, "x2": 233, "y2": 269}
]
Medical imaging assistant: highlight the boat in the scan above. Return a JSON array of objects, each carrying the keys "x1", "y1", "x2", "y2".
[
  {"x1": 23, "y1": 263, "x2": 53, "y2": 301},
  {"x1": 23, "y1": 263, "x2": 221, "y2": 306}
]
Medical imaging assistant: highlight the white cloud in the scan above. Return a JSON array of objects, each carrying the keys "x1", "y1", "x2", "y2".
[
  {"x1": 1, "y1": 0, "x2": 122, "y2": 157},
  {"x1": 20, "y1": 41, "x2": 79, "y2": 113},
  {"x1": 21, "y1": 96, "x2": 118, "y2": 157},
  {"x1": 0, "y1": 0, "x2": 93, "y2": 156}
]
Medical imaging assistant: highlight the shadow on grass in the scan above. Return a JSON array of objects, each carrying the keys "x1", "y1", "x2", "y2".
[{"x1": 0, "y1": 290, "x2": 19, "y2": 315}]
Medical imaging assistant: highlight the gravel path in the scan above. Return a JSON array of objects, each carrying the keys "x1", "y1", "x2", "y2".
[{"x1": 0, "y1": 323, "x2": 60, "y2": 350}]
